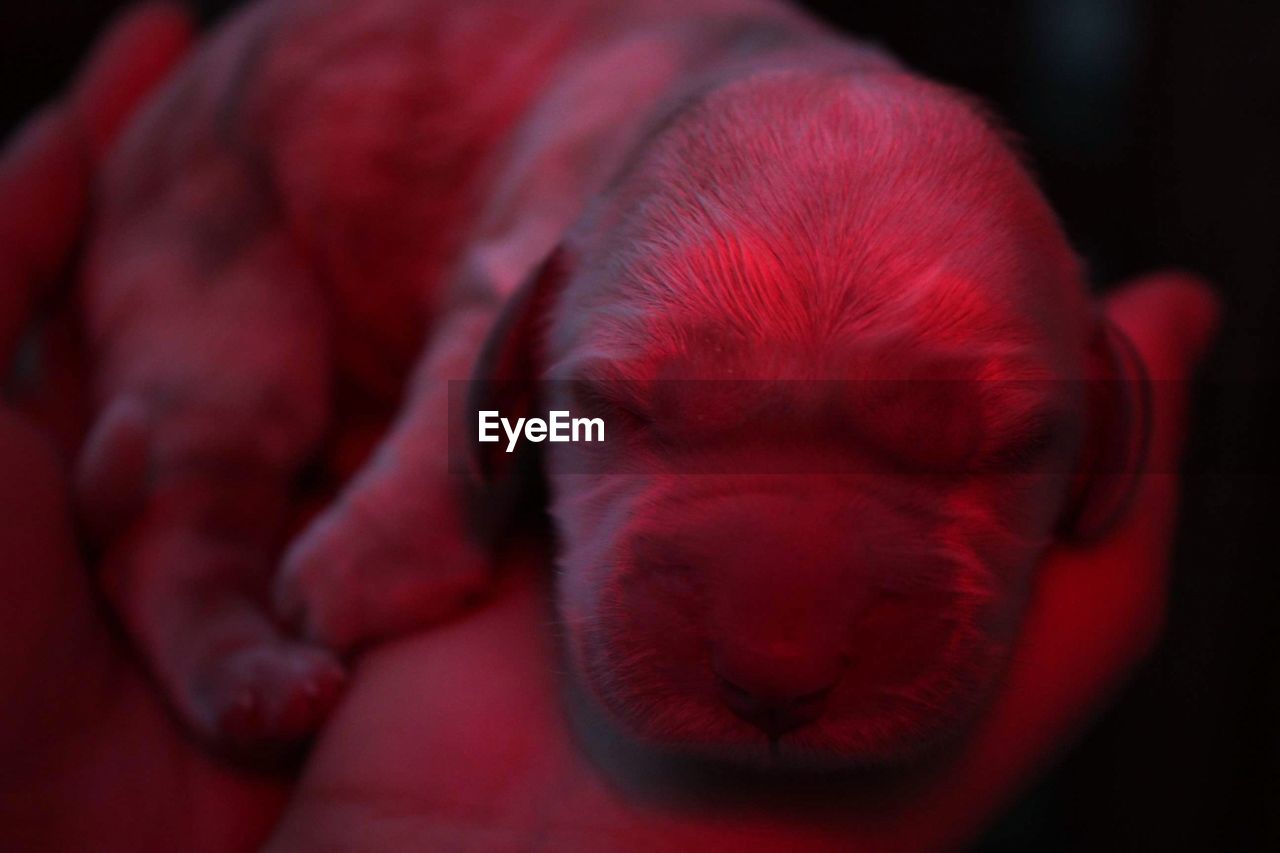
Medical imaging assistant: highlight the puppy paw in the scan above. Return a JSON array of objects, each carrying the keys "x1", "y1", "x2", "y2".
[
  {"x1": 190, "y1": 638, "x2": 346, "y2": 747},
  {"x1": 273, "y1": 499, "x2": 490, "y2": 652},
  {"x1": 76, "y1": 395, "x2": 152, "y2": 543}
]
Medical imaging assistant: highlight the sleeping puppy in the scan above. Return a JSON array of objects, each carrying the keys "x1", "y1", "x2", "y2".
[
  {"x1": 78, "y1": 0, "x2": 1147, "y2": 762},
  {"x1": 472, "y1": 81, "x2": 1149, "y2": 766}
]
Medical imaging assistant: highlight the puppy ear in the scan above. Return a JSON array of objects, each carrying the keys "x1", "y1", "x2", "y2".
[
  {"x1": 1057, "y1": 314, "x2": 1151, "y2": 542},
  {"x1": 468, "y1": 245, "x2": 568, "y2": 484}
]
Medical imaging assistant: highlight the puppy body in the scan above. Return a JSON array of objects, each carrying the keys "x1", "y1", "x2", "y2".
[{"x1": 82, "y1": 0, "x2": 1125, "y2": 759}]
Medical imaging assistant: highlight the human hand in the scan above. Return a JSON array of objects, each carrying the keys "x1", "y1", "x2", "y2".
[
  {"x1": 0, "y1": 7, "x2": 290, "y2": 852},
  {"x1": 0, "y1": 5, "x2": 1220, "y2": 850}
]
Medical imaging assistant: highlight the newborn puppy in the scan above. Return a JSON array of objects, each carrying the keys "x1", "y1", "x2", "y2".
[
  {"x1": 475, "y1": 84, "x2": 1149, "y2": 766},
  {"x1": 79, "y1": 0, "x2": 1147, "y2": 760}
]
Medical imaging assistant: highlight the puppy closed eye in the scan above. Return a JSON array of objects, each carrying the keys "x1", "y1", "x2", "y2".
[
  {"x1": 983, "y1": 413, "x2": 1063, "y2": 473},
  {"x1": 569, "y1": 378, "x2": 652, "y2": 434},
  {"x1": 848, "y1": 380, "x2": 984, "y2": 474}
]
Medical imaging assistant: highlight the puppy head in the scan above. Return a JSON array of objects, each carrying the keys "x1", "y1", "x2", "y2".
[{"x1": 473, "y1": 71, "x2": 1147, "y2": 767}]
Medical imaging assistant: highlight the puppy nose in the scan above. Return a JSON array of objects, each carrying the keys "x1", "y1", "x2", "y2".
[
  {"x1": 718, "y1": 677, "x2": 835, "y2": 739},
  {"x1": 713, "y1": 646, "x2": 842, "y2": 739}
]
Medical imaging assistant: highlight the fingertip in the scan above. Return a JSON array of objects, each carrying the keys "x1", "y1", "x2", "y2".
[
  {"x1": 0, "y1": 106, "x2": 89, "y2": 367},
  {"x1": 69, "y1": 1, "x2": 197, "y2": 163},
  {"x1": 82, "y1": 2, "x2": 197, "y2": 82}
]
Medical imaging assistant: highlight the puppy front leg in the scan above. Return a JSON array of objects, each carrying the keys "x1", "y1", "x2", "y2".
[
  {"x1": 82, "y1": 226, "x2": 344, "y2": 747},
  {"x1": 274, "y1": 309, "x2": 494, "y2": 651}
]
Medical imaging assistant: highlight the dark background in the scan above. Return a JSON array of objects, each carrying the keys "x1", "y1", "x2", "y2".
[{"x1": 2, "y1": 1, "x2": 1276, "y2": 849}]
